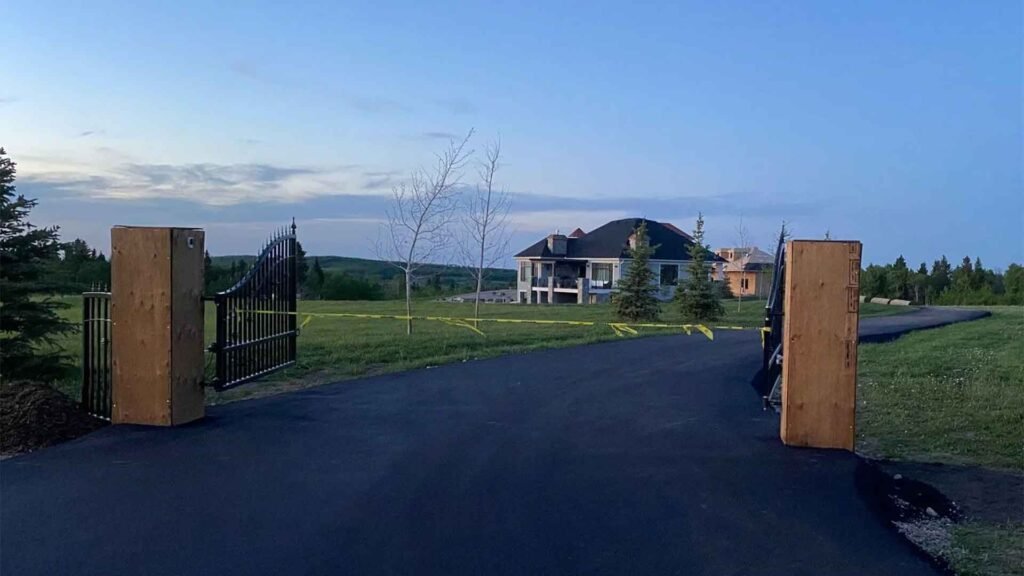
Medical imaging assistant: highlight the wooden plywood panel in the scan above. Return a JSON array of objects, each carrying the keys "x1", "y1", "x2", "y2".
[
  {"x1": 111, "y1": 227, "x2": 172, "y2": 425},
  {"x1": 780, "y1": 240, "x2": 862, "y2": 450},
  {"x1": 170, "y1": 229, "x2": 205, "y2": 425}
]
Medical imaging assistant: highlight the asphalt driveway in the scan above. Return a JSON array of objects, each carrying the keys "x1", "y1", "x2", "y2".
[{"x1": 0, "y1": 308, "x2": 987, "y2": 575}]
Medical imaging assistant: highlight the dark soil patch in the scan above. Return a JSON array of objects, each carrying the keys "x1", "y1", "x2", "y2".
[
  {"x1": 874, "y1": 459, "x2": 1024, "y2": 524},
  {"x1": 857, "y1": 458, "x2": 963, "y2": 524},
  {"x1": 856, "y1": 458, "x2": 962, "y2": 574},
  {"x1": 1, "y1": 382, "x2": 107, "y2": 457}
]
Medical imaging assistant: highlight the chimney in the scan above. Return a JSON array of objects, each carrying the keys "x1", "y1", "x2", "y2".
[{"x1": 547, "y1": 233, "x2": 567, "y2": 256}]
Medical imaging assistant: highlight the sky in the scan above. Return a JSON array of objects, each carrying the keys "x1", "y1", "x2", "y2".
[{"x1": 3, "y1": 1, "x2": 1022, "y2": 268}]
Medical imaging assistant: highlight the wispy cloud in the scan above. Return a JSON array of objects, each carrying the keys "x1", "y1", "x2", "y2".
[
  {"x1": 78, "y1": 129, "x2": 105, "y2": 138},
  {"x1": 227, "y1": 58, "x2": 412, "y2": 115},
  {"x1": 420, "y1": 131, "x2": 458, "y2": 140},
  {"x1": 507, "y1": 209, "x2": 633, "y2": 234},
  {"x1": 433, "y1": 97, "x2": 476, "y2": 115},
  {"x1": 0, "y1": 96, "x2": 17, "y2": 105},
  {"x1": 22, "y1": 161, "x2": 395, "y2": 206}
]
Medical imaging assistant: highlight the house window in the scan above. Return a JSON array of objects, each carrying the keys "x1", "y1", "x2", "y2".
[
  {"x1": 592, "y1": 263, "x2": 612, "y2": 287},
  {"x1": 519, "y1": 262, "x2": 529, "y2": 282},
  {"x1": 660, "y1": 264, "x2": 678, "y2": 286},
  {"x1": 741, "y1": 278, "x2": 750, "y2": 290}
]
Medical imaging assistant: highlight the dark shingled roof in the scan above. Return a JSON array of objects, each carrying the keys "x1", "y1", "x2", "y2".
[{"x1": 515, "y1": 218, "x2": 725, "y2": 261}]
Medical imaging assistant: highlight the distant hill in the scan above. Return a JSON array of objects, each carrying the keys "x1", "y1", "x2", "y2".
[{"x1": 211, "y1": 254, "x2": 516, "y2": 292}]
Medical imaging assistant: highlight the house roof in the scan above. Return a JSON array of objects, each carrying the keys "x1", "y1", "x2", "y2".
[
  {"x1": 660, "y1": 222, "x2": 694, "y2": 241},
  {"x1": 568, "y1": 228, "x2": 586, "y2": 238},
  {"x1": 515, "y1": 218, "x2": 726, "y2": 262},
  {"x1": 721, "y1": 246, "x2": 775, "y2": 272}
]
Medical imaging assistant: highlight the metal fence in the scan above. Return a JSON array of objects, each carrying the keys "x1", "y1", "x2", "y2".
[
  {"x1": 210, "y1": 222, "x2": 298, "y2": 390},
  {"x1": 81, "y1": 291, "x2": 112, "y2": 420},
  {"x1": 762, "y1": 231, "x2": 787, "y2": 409}
]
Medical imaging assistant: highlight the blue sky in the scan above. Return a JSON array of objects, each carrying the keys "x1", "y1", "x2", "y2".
[{"x1": 3, "y1": 1, "x2": 1021, "y2": 267}]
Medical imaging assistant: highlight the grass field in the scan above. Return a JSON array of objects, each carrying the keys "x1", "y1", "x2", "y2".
[
  {"x1": 857, "y1": 307, "x2": 1023, "y2": 471},
  {"x1": 51, "y1": 296, "x2": 905, "y2": 403},
  {"x1": 857, "y1": 306, "x2": 1024, "y2": 576}
]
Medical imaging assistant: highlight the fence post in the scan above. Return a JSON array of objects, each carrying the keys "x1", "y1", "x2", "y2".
[
  {"x1": 779, "y1": 240, "x2": 862, "y2": 450},
  {"x1": 288, "y1": 219, "x2": 297, "y2": 362},
  {"x1": 111, "y1": 227, "x2": 206, "y2": 426}
]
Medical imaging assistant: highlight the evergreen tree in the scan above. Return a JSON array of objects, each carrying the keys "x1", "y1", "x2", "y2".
[
  {"x1": 929, "y1": 256, "x2": 951, "y2": 298},
  {"x1": 612, "y1": 220, "x2": 660, "y2": 321},
  {"x1": 951, "y1": 256, "x2": 974, "y2": 295},
  {"x1": 971, "y1": 256, "x2": 986, "y2": 290},
  {"x1": 717, "y1": 278, "x2": 736, "y2": 300},
  {"x1": 1004, "y1": 264, "x2": 1024, "y2": 305},
  {"x1": 0, "y1": 148, "x2": 76, "y2": 382},
  {"x1": 675, "y1": 213, "x2": 724, "y2": 322},
  {"x1": 309, "y1": 257, "x2": 325, "y2": 299},
  {"x1": 889, "y1": 255, "x2": 910, "y2": 299},
  {"x1": 295, "y1": 240, "x2": 309, "y2": 286},
  {"x1": 911, "y1": 262, "x2": 930, "y2": 304}
]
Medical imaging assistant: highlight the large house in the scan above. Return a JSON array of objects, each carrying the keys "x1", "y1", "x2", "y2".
[
  {"x1": 715, "y1": 246, "x2": 775, "y2": 298},
  {"x1": 514, "y1": 218, "x2": 725, "y2": 304}
]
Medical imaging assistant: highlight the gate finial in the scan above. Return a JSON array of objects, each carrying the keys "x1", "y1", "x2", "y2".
[{"x1": 291, "y1": 217, "x2": 296, "y2": 234}]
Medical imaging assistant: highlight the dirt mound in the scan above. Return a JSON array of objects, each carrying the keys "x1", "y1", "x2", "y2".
[{"x1": 1, "y1": 382, "x2": 107, "y2": 456}]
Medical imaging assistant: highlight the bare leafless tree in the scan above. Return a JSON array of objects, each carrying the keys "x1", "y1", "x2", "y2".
[
  {"x1": 375, "y1": 130, "x2": 474, "y2": 334},
  {"x1": 456, "y1": 139, "x2": 511, "y2": 319},
  {"x1": 735, "y1": 216, "x2": 750, "y2": 310}
]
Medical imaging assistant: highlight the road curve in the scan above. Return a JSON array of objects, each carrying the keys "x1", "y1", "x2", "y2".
[
  {"x1": 0, "y1": 308, "x2": 986, "y2": 575},
  {"x1": 859, "y1": 306, "x2": 990, "y2": 343}
]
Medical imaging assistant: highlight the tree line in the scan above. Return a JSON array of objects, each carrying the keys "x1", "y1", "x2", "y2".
[
  {"x1": 31, "y1": 233, "x2": 487, "y2": 302},
  {"x1": 861, "y1": 255, "x2": 1023, "y2": 305}
]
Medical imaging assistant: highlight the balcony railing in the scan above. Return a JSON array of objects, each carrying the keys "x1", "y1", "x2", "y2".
[{"x1": 530, "y1": 276, "x2": 581, "y2": 289}]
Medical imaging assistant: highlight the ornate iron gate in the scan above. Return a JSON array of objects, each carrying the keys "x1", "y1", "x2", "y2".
[
  {"x1": 762, "y1": 230, "x2": 787, "y2": 409},
  {"x1": 210, "y1": 222, "x2": 298, "y2": 390},
  {"x1": 81, "y1": 290, "x2": 113, "y2": 420}
]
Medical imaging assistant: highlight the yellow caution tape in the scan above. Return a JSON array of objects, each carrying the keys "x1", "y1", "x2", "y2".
[{"x1": 235, "y1": 308, "x2": 772, "y2": 342}]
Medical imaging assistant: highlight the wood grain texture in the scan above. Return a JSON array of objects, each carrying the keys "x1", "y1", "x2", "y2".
[
  {"x1": 112, "y1": 227, "x2": 172, "y2": 425},
  {"x1": 780, "y1": 240, "x2": 862, "y2": 450},
  {"x1": 170, "y1": 229, "x2": 205, "y2": 425}
]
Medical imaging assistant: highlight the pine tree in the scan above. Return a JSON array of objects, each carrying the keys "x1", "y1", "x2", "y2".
[
  {"x1": 929, "y1": 256, "x2": 951, "y2": 298},
  {"x1": 717, "y1": 278, "x2": 736, "y2": 300},
  {"x1": 612, "y1": 220, "x2": 659, "y2": 321},
  {"x1": 912, "y1": 262, "x2": 929, "y2": 304},
  {"x1": 889, "y1": 255, "x2": 910, "y2": 299},
  {"x1": 0, "y1": 148, "x2": 76, "y2": 383},
  {"x1": 309, "y1": 257, "x2": 325, "y2": 299},
  {"x1": 295, "y1": 240, "x2": 309, "y2": 286},
  {"x1": 675, "y1": 213, "x2": 724, "y2": 322}
]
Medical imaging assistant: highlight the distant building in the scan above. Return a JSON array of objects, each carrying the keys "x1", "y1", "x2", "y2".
[
  {"x1": 513, "y1": 218, "x2": 725, "y2": 304},
  {"x1": 715, "y1": 246, "x2": 775, "y2": 298},
  {"x1": 442, "y1": 289, "x2": 516, "y2": 304}
]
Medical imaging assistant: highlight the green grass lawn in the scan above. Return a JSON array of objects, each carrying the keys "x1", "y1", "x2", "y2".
[
  {"x1": 857, "y1": 306, "x2": 1024, "y2": 576},
  {"x1": 857, "y1": 307, "x2": 1023, "y2": 470},
  {"x1": 50, "y1": 296, "x2": 903, "y2": 403}
]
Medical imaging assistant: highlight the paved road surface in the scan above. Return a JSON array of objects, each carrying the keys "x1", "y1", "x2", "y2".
[
  {"x1": 859, "y1": 306, "x2": 989, "y2": 342},
  {"x1": 0, "y1": 308, "x2": 985, "y2": 575}
]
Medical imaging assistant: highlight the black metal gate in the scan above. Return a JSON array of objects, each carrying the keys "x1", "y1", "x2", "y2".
[
  {"x1": 210, "y1": 222, "x2": 298, "y2": 390},
  {"x1": 82, "y1": 290, "x2": 113, "y2": 420},
  {"x1": 762, "y1": 230, "x2": 787, "y2": 409}
]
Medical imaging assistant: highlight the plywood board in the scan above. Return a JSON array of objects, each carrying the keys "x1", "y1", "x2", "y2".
[
  {"x1": 170, "y1": 229, "x2": 206, "y2": 425},
  {"x1": 780, "y1": 240, "x2": 862, "y2": 450},
  {"x1": 111, "y1": 227, "x2": 172, "y2": 425}
]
